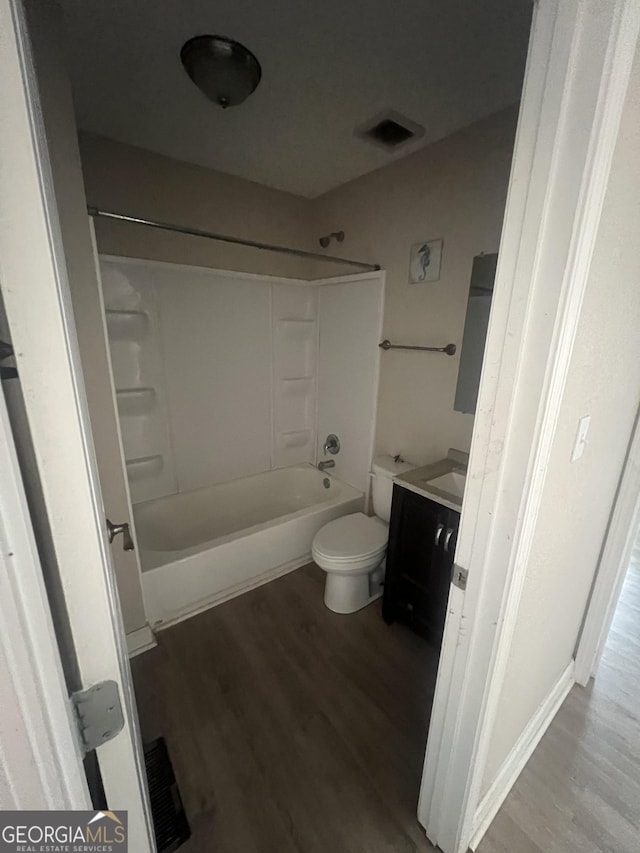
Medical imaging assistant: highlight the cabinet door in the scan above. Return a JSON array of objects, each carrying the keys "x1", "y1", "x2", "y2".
[
  {"x1": 383, "y1": 486, "x2": 448, "y2": 636},
  {"x1": 382, "y1": 485, "x2": 412, "y2": 623},
  {"x1": 429, "y1": 508, "x2": 460, "y2": 644}
]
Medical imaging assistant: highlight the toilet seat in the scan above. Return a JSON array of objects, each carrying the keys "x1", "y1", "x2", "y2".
[
  {"x1": 312, "y1": 513, "x2": 388, "y2": 569},
  {"x1": 312, "y1": 512, "x2": 390, "y2": 613}
]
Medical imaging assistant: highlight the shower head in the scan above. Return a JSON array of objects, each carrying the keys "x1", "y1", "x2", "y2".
[{"x1": 319, "y1": 231, "x2": 345, "y2": 248}]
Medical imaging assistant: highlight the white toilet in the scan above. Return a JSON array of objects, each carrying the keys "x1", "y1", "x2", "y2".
[{"x1": 312, "y1": 455, "x2": 414, "y2": 614}]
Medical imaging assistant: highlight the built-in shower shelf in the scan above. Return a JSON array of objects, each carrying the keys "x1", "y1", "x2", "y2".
[
  {"x1": 277, "y1": 319, "x2": 316, "y2": 342},
  {"x1": 126, "y1": 454, "x2": 163, "y2": 481},
  {"x1": 116, "y1": 386, "x2": 157, "y2": 416},
  {"x1": 106, "y1": 309, "x2": 149, "y2": 341},
  {"x1": 276, "y1": 429, "x2": 313, "y2": 450},
  {"x1": 280, "y1": 377, "x2": 314, "y2": 396}
]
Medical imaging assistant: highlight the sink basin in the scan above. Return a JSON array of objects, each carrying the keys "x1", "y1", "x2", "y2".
[{"x1": 425, "y1": 471, "x2": 466, "y2": 500}]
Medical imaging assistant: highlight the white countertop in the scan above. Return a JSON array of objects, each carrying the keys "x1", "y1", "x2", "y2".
[{"x1": 393, "y1": 450, "x2": 468, "y2": 512}]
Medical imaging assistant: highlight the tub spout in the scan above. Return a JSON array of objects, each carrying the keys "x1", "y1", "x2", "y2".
[{"x1": 318, "y1": 460, "x2": 335, "y2": 472}]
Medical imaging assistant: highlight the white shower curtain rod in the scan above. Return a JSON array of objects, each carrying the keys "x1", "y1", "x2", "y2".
[{"x1": 87, "y1": 207, "x2": 381, "y2": 273}]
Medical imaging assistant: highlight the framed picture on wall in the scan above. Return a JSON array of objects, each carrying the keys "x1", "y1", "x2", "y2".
[{"x1": 409, "y1": 238, "x2": 443, "y2": 283}]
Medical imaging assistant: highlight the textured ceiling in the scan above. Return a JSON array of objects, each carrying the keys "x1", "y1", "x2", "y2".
[{"x1": 58, "y1": 0, "x2": 532, "y2": 197}]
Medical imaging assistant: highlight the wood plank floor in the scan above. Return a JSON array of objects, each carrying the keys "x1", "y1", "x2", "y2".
[
  {"x1": 132, "y1": 564, "x2": 440, "y2": 852},
  {"x1": 478, "y1": 539, "x2": 640, "y2": 853},
  {"x1": 132, "y1": 544, "x2": 640, "y2": 853}
]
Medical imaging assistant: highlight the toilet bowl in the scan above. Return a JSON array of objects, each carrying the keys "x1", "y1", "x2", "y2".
[
  {"x1": 312, "y1": 513, "x2": 388, "y2": 613},
  {"x1": 312, "y1": 455, "x2": 415, "y2": 614}
]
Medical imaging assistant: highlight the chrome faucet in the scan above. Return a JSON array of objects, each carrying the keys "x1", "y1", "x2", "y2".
[
  {"x1": 318, "y1": 459, "x2": 335, "y2": 472},
  {"x1": 323, "y1": 433, "x2": 340, "y2": 455}
]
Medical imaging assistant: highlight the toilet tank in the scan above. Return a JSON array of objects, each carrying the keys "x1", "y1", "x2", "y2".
[{"x1": 371, "y1": 455, "x2": 415, "y2": 523}]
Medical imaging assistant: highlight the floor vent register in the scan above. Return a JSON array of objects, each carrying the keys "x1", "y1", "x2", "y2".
[{"x1": 144, "y1": 737, "x2": 191, "y2": 852}]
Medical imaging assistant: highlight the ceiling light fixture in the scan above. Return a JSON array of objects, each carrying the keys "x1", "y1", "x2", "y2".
[{"x1": 180, "y1": 35, "x2": 262, "y2": 109}]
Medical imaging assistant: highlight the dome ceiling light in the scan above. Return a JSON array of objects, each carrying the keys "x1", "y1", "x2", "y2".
[{"x1": 180, "y1": 35, "x2": 262, "y2": 109}]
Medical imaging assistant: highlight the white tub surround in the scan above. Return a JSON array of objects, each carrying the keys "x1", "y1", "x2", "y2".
[
  {"x1": 135, "y1": 464, "x2": 363, "y2": 628},
  {"x1": 316, "y1": 274, "x2": 385, "y2": 493},
  {"x1": 100, "y1": 257, "x2": 384, "y2": 498},
  {"x1": 272, "y1": 285, "x2": 318, "y2": 467},
  {"x1": 100, "y1": 261, "x2": 177, "y2": 504},
  {"x1": 99, "y1": 256, "x2": 384, "y2": 627}
]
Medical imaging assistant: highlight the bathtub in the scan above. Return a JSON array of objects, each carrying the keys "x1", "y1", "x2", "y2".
[{"x1": 134, "y1": 464, "x2": 363, "y2": 628}]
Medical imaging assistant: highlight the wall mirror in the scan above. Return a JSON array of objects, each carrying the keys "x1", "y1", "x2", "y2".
[{"x1": 454, "y1": 252, "x2": 498, "y2": 415}]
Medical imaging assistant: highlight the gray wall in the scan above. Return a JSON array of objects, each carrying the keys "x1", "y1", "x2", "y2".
[{"x1": 313, "y1": 108, "x2": 518, "y2": 466}]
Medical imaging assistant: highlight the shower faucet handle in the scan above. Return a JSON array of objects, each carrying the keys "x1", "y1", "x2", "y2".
[
  {"x1": 323, "y1": 433, "x2": 340, "y2": 455},
  {"x1": 106, "y1": 518, "x2": 135, "y2": 551}
]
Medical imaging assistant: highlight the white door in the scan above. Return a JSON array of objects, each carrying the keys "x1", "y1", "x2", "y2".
[
  {"x1": 0, "y1": 0, "x2": 154, "y2": 848},
  {"x1": 0, "y1": 380, "x2": 91, "y2": 810},
  {"x1": 23, "y1": 0, "x2": 151, "y2": 653}
]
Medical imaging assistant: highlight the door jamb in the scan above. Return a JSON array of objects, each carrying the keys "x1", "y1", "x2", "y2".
[
  {"x1": 0, "y1": 0, "x2": 154, "y2": 846},
  {"x1": 418, "y1": 2, "x2": 640, "y2": 851},
  {"x1": 574, "y1": 405, "x2": 640, "y2": 684}
]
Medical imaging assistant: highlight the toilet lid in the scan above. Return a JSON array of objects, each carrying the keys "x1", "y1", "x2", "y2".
[{"x1": 312, "y1": 513, "x2": 388, "y2": 560}]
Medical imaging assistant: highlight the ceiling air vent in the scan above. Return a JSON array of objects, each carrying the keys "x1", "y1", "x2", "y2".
[{"x1": 356, "y1": 110, "x2": 425, "y2": 152}]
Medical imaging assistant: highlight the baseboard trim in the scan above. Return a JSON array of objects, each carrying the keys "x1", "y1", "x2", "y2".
[
  {"x1": 126, "y1": 624, "x2": 157, "y2": 658},
  {"x1": 469, "y1": 660, "x2": 575, "y2": 851}
]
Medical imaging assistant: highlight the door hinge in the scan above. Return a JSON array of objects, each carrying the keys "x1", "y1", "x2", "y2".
[
  {"x1": 71, "y1": 680, "x2": 124, "y2": 754},
  {"x1": 452, "y1": 564, "x2": 468, "y2": 591}
]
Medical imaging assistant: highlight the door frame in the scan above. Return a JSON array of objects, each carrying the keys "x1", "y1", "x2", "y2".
[
  {"x1": 0, "y1": 0, "x2": 154, "y2": 847},
  {"x1": 574, "y1": 404, "x2": 640, "y2": 684},
  {"x1": 418, "y1": 1, "x2": 640, "y2": 851},
  {"x1": 0, "y1": 385, "x2": 90, "y2": 809},
  {"x1": 1, "y1": 0, "x2": 639, "y2": 851}
]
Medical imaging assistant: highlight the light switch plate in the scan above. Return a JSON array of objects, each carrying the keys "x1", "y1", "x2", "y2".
[{"x1": 571, "y1": 415, "x2": 591, "y2": 462}]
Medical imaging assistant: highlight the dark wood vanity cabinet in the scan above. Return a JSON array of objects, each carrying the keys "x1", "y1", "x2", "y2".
[{"x1": 382, "y1": 484, "x2": 459, "y2": 647}]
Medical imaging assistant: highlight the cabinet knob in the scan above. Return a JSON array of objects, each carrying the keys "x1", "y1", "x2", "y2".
[{"x1": 435, "y1": 523, "x2": 445, "y2": 547}]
